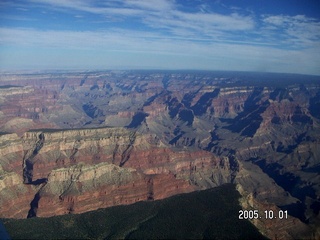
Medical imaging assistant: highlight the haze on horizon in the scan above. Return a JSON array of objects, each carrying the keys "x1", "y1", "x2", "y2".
[{"x1": 0, "y1": 0, "x2": 320, "y2": 75}]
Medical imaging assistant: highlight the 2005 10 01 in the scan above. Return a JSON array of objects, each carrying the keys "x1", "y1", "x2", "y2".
[{"x1": 239, "y1": 210, "x2": 288, "y2": 220}]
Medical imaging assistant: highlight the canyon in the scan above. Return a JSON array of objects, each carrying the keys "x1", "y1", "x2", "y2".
[{"x1": 0, "y1": 70, "x2": 320, "y2": 239}]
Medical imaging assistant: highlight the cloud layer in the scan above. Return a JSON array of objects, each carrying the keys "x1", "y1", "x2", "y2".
[{"x1": 0, "y1": 0, "x2": 320, "y2": 74}]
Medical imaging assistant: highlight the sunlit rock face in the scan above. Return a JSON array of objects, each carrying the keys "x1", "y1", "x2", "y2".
[
  {"x1": 0, "y1": 127, "x2": 228, "y2": 218},
  {"x1": 0, "y1": 70, "x2": 319, "y2": 239}
]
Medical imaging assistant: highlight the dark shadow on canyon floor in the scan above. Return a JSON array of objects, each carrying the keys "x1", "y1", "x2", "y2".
[{"x1": 2, "y1": 184, "x2": 267, "y2": 240}]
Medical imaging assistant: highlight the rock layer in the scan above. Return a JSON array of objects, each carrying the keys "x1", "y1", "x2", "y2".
[
  {"x1": 0, "y1": 127, "x2": 223, "y2": 218},
  {"x1": 1, "y1": 70, "x2": 320, "y2": 238}
]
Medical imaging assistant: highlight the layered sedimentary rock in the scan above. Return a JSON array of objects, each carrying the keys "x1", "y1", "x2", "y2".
[
  {"x1": 1, "y1": 70, "x2": 320, "y2": 239},
  {"x1": 0, "y1": 127, "x2": 230, "y2": 218},
  {"x1": 237, "y1": 184, "x2": 312, "y2": 240},
  {"x1": 0, "y1": 165, "x2": 38, "y2": 219},
  {"x1": 36, "y1": 163, "x2": 194, "y2": 217}
]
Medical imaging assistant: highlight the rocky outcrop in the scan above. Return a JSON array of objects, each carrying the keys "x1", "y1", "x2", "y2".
[
  {"x1": 1, "y1": 70, "x2": 319, "y2": 238},
  {"x1": 237, "y1": 184, "x2": 311, "y2": 240},
  {"x1": 0, "y1": 127, "x2": 227, "y2": 218},
  {"x1": 0, "y1": 165, "x2": 38, "y2": 218},
  {"x1": 35, "y1": 163, "x2": 195, "y2": 217}
]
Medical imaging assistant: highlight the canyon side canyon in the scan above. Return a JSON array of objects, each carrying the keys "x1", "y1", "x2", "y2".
[{"x1": 0, "y1": 70, "x2": 320, "y2": 239}]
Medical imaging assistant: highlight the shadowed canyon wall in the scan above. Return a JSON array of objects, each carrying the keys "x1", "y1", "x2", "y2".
[{"x1": 1, "y1": 71, "x2": 320, "y2": 239}]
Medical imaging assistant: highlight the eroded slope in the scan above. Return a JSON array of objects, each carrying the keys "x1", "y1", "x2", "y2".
[{"x1": 1, "y1": 70, "x2": 320, "y2": 239}]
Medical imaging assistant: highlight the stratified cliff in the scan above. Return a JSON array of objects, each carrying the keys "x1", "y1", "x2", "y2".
[
  {"x1": 237, "y1": 184, "x2": 313, "y2": 240},
  {"x1": 0, "y1": 127, "x2": 235, "y2": 219},
  {"x1": 1, "y1": 70, "x2": 319, "y2": 239}
]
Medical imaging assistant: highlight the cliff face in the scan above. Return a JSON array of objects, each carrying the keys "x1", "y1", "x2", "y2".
[
  {"x1": 237, "y1": 183, "x2": 317, "y2": 240},
  {"x1": 1, "y1": 71, "x2": 319, "y2": 238},
  {"x1": 0, "y1": 127, "x2": 230, "y2": 218},
  {"x1": 36, "y1": 163, "x2": 194, "y2": 217},
  {"x1": 0, "y1": 165, "x2": 38, "y2": 218}
]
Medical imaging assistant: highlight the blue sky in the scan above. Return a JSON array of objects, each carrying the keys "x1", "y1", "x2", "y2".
[{"x1": 0, "y1": 0, "x2": 320, "y2": 75}]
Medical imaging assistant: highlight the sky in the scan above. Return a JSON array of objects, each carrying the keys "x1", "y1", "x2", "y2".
[{"x1": 0, "y1": 0, "x2": 320, "y2": 75}]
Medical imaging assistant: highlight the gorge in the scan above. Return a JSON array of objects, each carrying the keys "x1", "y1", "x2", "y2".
[{"x1": 0, "y1": 70, "x2": 319, "y2": 239}]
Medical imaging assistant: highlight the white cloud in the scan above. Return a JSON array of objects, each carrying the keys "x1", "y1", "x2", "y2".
[
  {"x1": 262, "y1": 14, "x2": 320, "y2": 48},
  {"x1": 172, "y1": 11, "x2": 254, "y2": 31},
  {"x1": 1, "y1": 1, "x2": 320, "y2": 74},
  {"x1": 122, "y1": 0, "x2": 175, "y2": 11},
  {"x1": 28, "y1": 0, "x2": 143, "y2": 16},
  {"x1": 1, "y1": 27, "x2": 319, "y2": 74},
  {"x1": 26, "y1": 0, "x2": 254, "y2": 39}
]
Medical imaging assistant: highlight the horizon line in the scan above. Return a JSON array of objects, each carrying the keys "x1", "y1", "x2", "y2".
[{"x1": 1, "y1": 68, "x2": 320, "y2": 77}]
